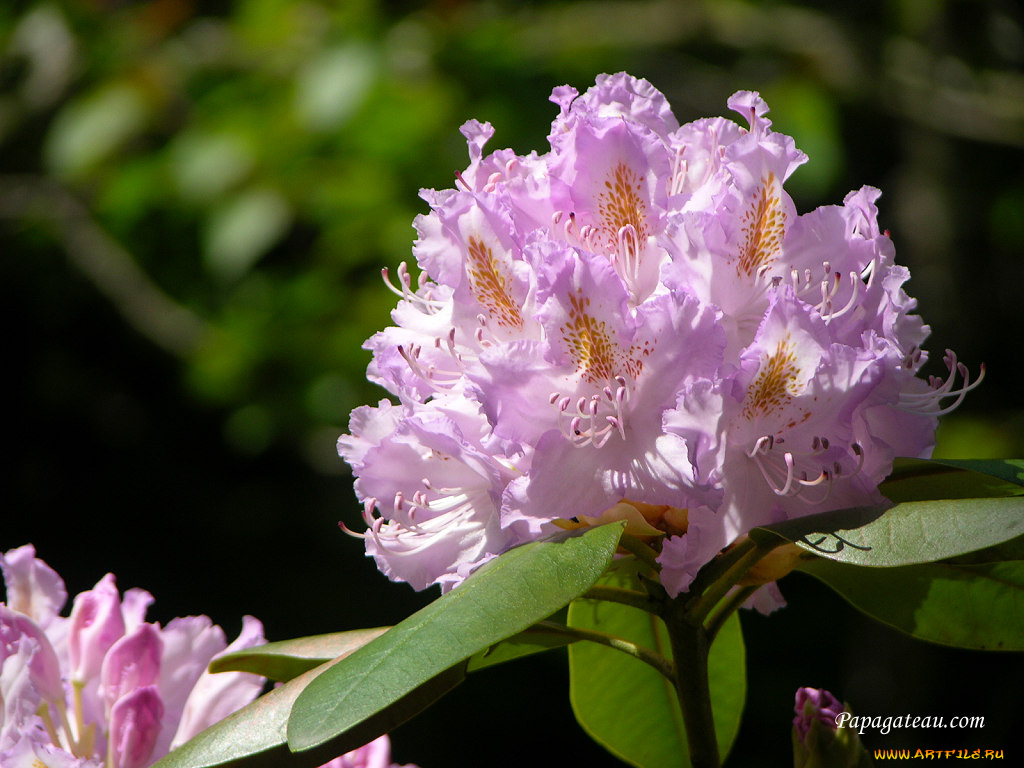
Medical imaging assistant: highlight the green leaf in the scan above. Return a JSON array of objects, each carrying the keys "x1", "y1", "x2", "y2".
[
  {"x1": 151, "y1": 656, "x2": 462, "y2": 768},
  {"x1": 751, "y1": 496, "x2": 1024, "y2": 567},
  {"x1": 926, "y1": 458, "x2": 1024, "y2": 486},
  {"x1": 881, "y1": 458, "x2": 1024, "y2": 502},
  {"x1": 800, "y1": 557, "x2": 1024, "y2": 651},
  {"x1": 945, "y1": 533, "x2": 1024, "y2": 565},
  {"x1": 567, "y1": 563, "x2": 746, "y2": 768},
  {"x1": 286, "y1": 522, "x2": 625, "y2": 754},
  {"x1": 210, "y1": 627, "x2": 391, "y2": 682},
  {"x1": 214, "y1": 623, "x2": 571, "y2": 683},
  {"x1": 204, "y1": 187, "x2": 292, "y2": 281}
]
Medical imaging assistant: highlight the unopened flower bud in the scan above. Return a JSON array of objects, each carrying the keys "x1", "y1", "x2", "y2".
[
  {"x1": 792, "y1": 687, "x2": 872, "y2": 768},
  {"x1": 108, "y1": 685, "x2": 164, "y2": 768},
  {"x1": 100, "y1": 624, "x2": 163, "y2": 715},
  {"x1": 68, "y1": 573, "x2": 126, "y2": 684}
]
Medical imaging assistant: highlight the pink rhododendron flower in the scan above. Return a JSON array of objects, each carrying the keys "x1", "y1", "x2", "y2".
[
  {"x1": 0, "y1": 544, "x2": 265, "y2": 768},
  {"x1": 0, "y1": 545, "x2": 420, "y2": 768},
  {"x1": 340, "y1": 72, "x2": 980, "y2": 600}
]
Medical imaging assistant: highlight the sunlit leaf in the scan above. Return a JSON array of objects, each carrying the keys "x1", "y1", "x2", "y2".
[
  {"x1": 750, "y1": 496, "x2": 1024, "y2": 567},
  {"x1": 567, "y1": 562, "x2": 745, "y2": 768},
  {"x1": 44, "y1": 83, "x2": 148, "y2": 177},
  {"x1": 204, "y1": 187, "x2": 292, "y2": 281},
  {"x1": 286, "y1": 523, "x2": 625, "y2": 754},
  {"x1": 294, "y1": 44, "x2": 377, "y2": 131},
  {"x1": 801, "y1": 557, "x2": 1024, "y2": 651},
  {"x1": 169, "y1": 130, "x2": 254, "y2": 204}
]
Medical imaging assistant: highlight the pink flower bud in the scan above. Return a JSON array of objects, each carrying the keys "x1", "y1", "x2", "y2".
[
  {"x1": 108, "y1": 685, "x2": 164, "y2": 768},
  {"x1": 68, "y1": 574, "x2": 125, "y2": 684},
  {"x1": 792, "y1": 687, "x2": 870, "y2": 768},
  {"x1": 101, "y1": 624, "x2": 163, "y2": 716},
  {"x1": 793, "y1": 686, "x2": 844, "y2": 741}
]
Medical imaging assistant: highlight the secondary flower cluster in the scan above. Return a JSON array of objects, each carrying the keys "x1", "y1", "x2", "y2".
[
  {"x1": 0, "y1": 545, "x2": 417, "y2": 768},
  {"x1": 0, "y1": 544, "x2": 264, "y2": 767},
  {"x1": 339, "y1": 73, "x2": 978, "y2": 598}
]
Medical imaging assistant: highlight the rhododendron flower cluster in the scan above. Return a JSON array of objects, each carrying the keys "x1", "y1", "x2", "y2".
[
  {"x1": 0, "y1": 546, "x2": 418, "y2": 768},
  {"x1": 339, "y1": 73, "x2": 979, "y2": 598}
]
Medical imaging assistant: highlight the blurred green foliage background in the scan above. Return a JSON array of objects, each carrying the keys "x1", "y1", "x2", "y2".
[{"x1": 2, "y1": 1, "x2": 1023, "y2": 765}]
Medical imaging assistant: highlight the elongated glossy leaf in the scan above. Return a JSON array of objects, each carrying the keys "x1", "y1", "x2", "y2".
[
  {"x1": 287, "y1": 522, "x2": 625, "y2": 753},
  {"x1": 151, "y1": 655, "x2": 463, "y2": 768},
  {"x1": 215, "y1": 623, "x2": 571, "y2": 683},
  {"x1": 881, "y1": 458, "x2": 1024, "y2": 503},
  {"x1": 751, "y1": 497, "x2": 1024, "y2": 567},
  {"x1": 211, "y1": 627, "x2": 391, "y2": 682},
  {"x1": 801, "y1": 557, "x2": 1024, "y2": 651},
  {"x1": 567, "y1": 562, "x2": 745, "y2": 768}
]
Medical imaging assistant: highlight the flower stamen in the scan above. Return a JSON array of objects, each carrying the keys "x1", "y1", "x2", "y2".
[
  {"x1": 748, "y1": 435, "x2": 864, "y2": 503},
  {"x1": 381, "y1": 262, "x2": 444, "y2": 312},
  {"x1": 899, "y1": 350, "x2": 986, "y2": 416}
]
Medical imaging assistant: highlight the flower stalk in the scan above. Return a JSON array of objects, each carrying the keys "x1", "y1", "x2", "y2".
[
  {"x1": 581, "y1": 584, "x2": 661, "y2": 613},
  {"x1": 663, "y1": 597, "x2": 720, "y2": 768},
  {"x1": 535, "y1": 620, "x2": 675, "y2": 681}
]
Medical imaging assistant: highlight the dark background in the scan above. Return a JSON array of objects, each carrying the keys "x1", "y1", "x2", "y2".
[{"x1": 3, "y1": 1, "x2": 1024, "y2": 765}]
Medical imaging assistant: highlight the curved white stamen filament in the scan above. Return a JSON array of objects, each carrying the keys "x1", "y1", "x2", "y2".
[
  {"x1": 613, "y1": 224, "x2": 642, "y2": 286},
  {"x1": 550, "y1": 378, "x2": 632, "y2": 448},
  {"x1": 668, "y1": 145, "x2": 688, "y2": 196},
  {"x1": 381, "y1": 262, "x2": 445, "y2": 312},
  {"x1": 748, "y1": 434, "x2": 864, "y2": 503},
  {"x1": 899, "y1": 351, "x2": 985, "y2": 416},
  {"x1": 554, "y1": 210, "x2": 601, "y2": 253},
  {"x1": 396, "y1": 342, "x2": 465, "y2": 393},
  {"x1": 819, "y1": 271, "x2": 862, "y2": 324}
]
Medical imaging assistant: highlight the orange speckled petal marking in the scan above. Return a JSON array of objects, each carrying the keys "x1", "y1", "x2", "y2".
[
  {"x1": 560, "y1": 293, "x2": 643, "y2": 384},
  {"x1": 597, "y1": 162, "x2": 650, "y2": 253},
  {"x1": 466, "y1": 236, "x2": 524, "y2": 329},
  {"x1": 737, "y1": 172, "x2": 785, "y2": 277},
  {"x1": 742, "y1": 336, "x2": 800, "y2": 419}
]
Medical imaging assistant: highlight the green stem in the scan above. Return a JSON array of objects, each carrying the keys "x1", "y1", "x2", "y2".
[
  {"x1": 617, "y1": 532, "x2": 662, "y2": 572},
  {"x1": 704, "y1": 585, "x2": 758, "y2": 644},
  {"x1": 686, "y1": 536, "x2": 759, "y2": 602},
  {"x1": 663, "y1": 600, "x2": 720, "y2": 768},
  {"x1": 533, "y1": 620, "x2": 675, "y2": 681},
  {"x1": 581, "y1": 585, "x2": 661, "y2": 614},
  {"x1": 686, "y1": 539, "x2": 781, "y2": 623}
]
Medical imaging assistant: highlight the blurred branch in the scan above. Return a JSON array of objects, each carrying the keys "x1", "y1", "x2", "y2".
[
  {"x1": 0, "y1": 175, "x2": 209, "y2": 357},
  {"x1": 885, "y1": 38, "x2": 1024, "y2": 148}
]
